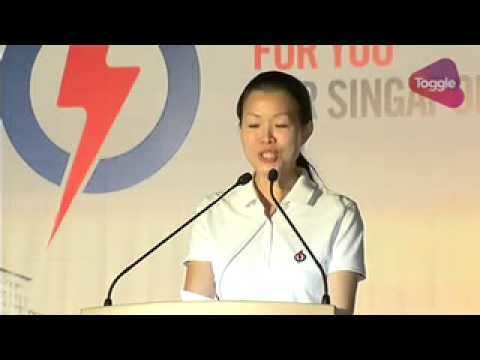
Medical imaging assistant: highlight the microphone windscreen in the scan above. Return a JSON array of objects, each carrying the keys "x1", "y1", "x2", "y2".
[
  {"x1": 237, "y1": 173, "x2": 253, "y2": 185},
  {"x1": 268, "y1": 169, "x2": 279, "y2": 182}
]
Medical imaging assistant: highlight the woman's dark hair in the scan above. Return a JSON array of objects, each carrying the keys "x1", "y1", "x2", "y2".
[{"x1": 236, "y1": 71, "x2": 317, "y2": 182}]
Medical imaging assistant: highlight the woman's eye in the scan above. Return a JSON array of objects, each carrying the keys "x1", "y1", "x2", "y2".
[
  {"x1": 248, "y1": 124, "x2": 259, "y2": 128},
  {"x1": 276, "y1": 124, "x2": 289, "y2": 128}
]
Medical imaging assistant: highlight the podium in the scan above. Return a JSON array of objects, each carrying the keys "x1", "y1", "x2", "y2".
[{"x1": 81, "y1": 301, "x2": 336, "y2": 315}]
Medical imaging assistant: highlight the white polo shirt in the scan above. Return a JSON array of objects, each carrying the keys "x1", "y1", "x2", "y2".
[{"x1": 184, "y1": 170, "x2": 366, "y2": 304}]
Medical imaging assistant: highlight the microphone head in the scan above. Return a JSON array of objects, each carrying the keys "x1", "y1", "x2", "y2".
[
  {"x1": 237, "y1": 173, "x2": 253, "y2": 186},
  {"x1": 268, "y1": 169, "x2": 279, "y2": 182}
]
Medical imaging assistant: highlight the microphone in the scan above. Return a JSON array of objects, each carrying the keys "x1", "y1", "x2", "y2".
[
  {"x1": 103, "y1": 172, "x2": 253, "y2": 306},
  {"x1": 268, "y1": 169, "x2": 331, "y2": 305}
]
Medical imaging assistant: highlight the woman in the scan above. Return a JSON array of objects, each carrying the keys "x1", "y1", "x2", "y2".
[{"x1": 183, "y1": 71, "x2": 366, "y2": 315}]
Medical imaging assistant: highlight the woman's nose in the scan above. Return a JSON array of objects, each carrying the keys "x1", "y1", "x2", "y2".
[{"x1": 260, "y1": 125, "x2": 275, "y2": 143}]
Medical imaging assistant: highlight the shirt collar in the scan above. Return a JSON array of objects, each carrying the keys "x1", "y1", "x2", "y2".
[{"x1": 234, "y1": 168, "x2": 324, "y2": 209}]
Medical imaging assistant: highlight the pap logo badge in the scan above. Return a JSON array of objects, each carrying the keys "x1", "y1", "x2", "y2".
[
  {"x1": 1, "y1": 45, "x2": 200, "y2": 244},
  {"x1": 294, "y1": 250, "x2": 307, "y2": 263}
]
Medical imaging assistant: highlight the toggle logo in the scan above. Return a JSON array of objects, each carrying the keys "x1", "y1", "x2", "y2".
[{"x1": 409, "y1": 58, "x2": 464, "y2": 108}]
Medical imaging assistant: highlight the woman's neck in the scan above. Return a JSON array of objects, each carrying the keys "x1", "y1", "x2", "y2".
[{"x1": 254, "y1": 169, "x2": 300, "y2": 217}]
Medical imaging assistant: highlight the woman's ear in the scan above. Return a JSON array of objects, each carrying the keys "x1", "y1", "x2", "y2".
[{"x1": 302, "y1": 121, "x2": 313, "y2": 145}]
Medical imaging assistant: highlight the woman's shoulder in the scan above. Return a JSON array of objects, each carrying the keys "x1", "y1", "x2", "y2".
[
  {"x1": 194, "y1": 191, "x2": 224, "y2": 211},
  {"x1": 315, "y1": 181, "x2": 360, "y2": 215},
  {"x1": 194, "y1": 184, "x2": 248, "y2": 212},
  {"x1": 325, "y1": 188, "x2": 358, "y2": 208}
]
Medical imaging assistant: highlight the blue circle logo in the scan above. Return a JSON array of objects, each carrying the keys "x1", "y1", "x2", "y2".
[{"x1": 1, "y1": 45, "x2": 200, "y2": 193}]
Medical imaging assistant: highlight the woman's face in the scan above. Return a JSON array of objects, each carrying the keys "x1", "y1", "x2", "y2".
[{"x1": 240, "y1": 90, "x2": 311, "y2": 180}]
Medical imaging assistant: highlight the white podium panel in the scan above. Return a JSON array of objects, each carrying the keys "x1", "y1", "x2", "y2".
[{"x1": 81, "y1": 301, "x2": 336, "y2": 315}]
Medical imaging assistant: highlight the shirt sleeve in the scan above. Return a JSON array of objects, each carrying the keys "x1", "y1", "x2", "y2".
[
  {"x1": 328, "y1": 200, "x2": 366, "y2": 281},
  {"x1": 183, "y1": 196, "x2": 216, "y2": 266}
]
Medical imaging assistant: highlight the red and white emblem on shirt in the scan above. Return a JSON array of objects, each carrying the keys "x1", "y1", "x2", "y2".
[{"x1": 294, "y1": 250, "x2": 307, "y2": 263}]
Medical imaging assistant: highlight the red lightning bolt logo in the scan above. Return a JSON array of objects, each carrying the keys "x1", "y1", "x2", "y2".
[{"x1": 49, "y1": 45, "x2": 140, "y2": 246}]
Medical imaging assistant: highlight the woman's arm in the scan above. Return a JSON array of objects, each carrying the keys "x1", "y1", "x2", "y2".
[
  {"x1": 327, "y1": 271, "x2": 361, "y2": 315},
  {"x1": 184, "y1": 261, "x2": 216, "y2": 299}
]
